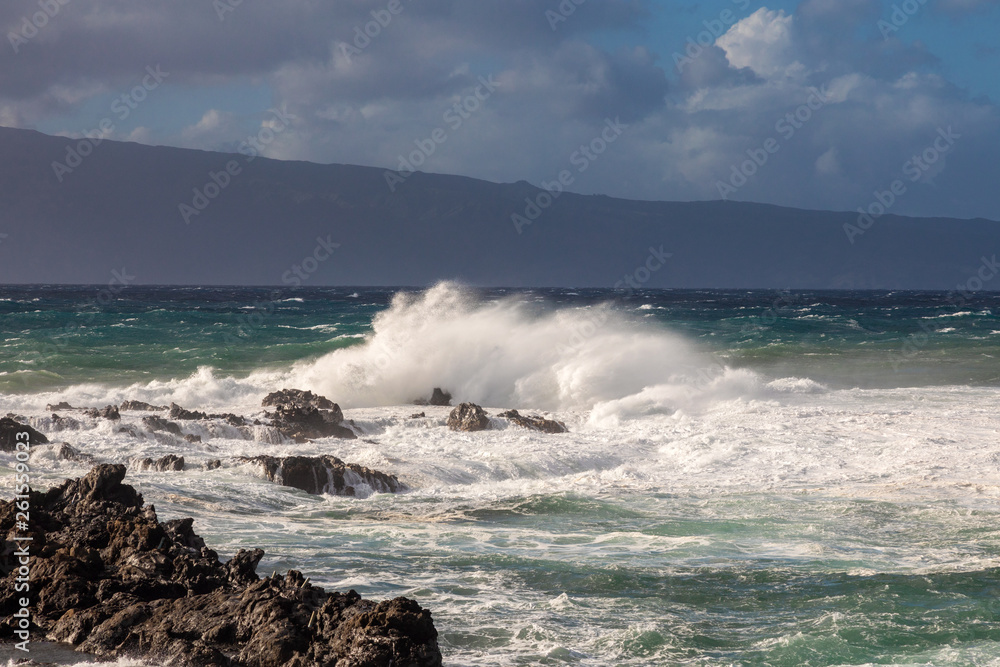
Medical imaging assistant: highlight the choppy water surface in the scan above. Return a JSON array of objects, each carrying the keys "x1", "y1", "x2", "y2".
[{"x1": 2, "y1": 283, "x2": 999, "y2": 666}]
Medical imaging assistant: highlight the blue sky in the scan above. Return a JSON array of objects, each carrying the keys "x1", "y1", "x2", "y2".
[{"x1": 3, "y1": 0, "x2": 998, "y2": 220}]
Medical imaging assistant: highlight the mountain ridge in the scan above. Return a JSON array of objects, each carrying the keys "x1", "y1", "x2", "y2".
[{"x1": 0, "y1": 125, "x2": 997, "y2": 289}]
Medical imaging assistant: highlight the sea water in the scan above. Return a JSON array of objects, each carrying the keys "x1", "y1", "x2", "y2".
[{"x1": 1, "y1": 282, "x2": 999, "y2": 666}]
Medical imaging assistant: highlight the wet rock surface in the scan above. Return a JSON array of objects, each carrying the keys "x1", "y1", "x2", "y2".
[
  {"x1": 262, "y1": 389, "x2": 336, "y2": 411},
  {"x1": 136, "y1": 454, "x2": 185, "y2": 471},
  {"x1": 499, "y1": 409, "x2": 568, "y2": 434},
  {"x1": 141, "y1": 415, "x2": 183, "y2": 436},
  {"x1": 447, "y1": 403, "x2": 491, "y2": 432},
  {"x1": 169, "y1": 403, "x2": 209, "y2": 420},
  {"x1": 0, "y1": 416, "x2": 48, "y2": 450},
  {"x1": 83, "y1": 405, "x2": 121, "y2": 421},
  {"x1": 262, "y1": 390, "x2": 354, "y2": 442},
  {"x1": 238, "y1": 455, "x2": 404, "y2": 497},
  {"x1": 120, "y1": 400, "x2": 168, "y2": 412},
  {"x1": 0, "y1": 465, "x2": 441, "y2": 666}
]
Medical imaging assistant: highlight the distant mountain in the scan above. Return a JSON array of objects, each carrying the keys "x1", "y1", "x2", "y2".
[{"x1": 0, "y1": 126, "x2": 996, "y2": 289}]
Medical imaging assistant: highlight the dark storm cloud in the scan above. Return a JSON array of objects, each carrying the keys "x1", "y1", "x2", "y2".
[{"x1": 1, "y1": 0, "x2": 997, "y2": 220}]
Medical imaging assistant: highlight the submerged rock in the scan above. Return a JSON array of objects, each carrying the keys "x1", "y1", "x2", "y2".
[
  {"x1": 84, "y1": 405, "x2": 121, "y2": 421},
  {"x1": 499, "y1": 409, "x2": 568, "y2": 434},
  {"x1": 0, "y1": 465, "x2": 441, "y2": 666},
  {"x1": 55, "y1": 442, "x2": 90, "y2": 462},
  {"x1": 0, "y1": 416, "x2": 48, "y2": 450},
  {"x1": 239, "y1": 455, "x2": 404, "y2": 496},
  {"x1": 140, "y1": 416, "x2": 183, "y2": 436},
  {"x1": 48, "y1": 413, "x2": 84, "y2": 431},
  {"x1": 136, "y1": 454, "x2": 185, "y2": 472},
  {"x1": 447, "y1": 403, "x2": 491, "y2": 432},
  {"x1": 169, "y1": 403, "x2": 208, "y2": 420},
  {"x1": 119, "y1": 400, "x2": 168, "y2": 411}
]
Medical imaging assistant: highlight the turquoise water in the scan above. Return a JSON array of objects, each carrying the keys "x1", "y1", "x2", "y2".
[{"x1": 2, "y1": 284, "x2": 999, "y2": 665}]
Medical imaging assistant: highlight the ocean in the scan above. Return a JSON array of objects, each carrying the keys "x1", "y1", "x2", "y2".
[{"x1": 2, "y1": 282, "x2": 999, "y2": 666}]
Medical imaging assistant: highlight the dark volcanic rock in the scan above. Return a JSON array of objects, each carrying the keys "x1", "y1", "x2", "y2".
[
  {"x1": 239, "y1": 455, "x2": 404, "y2": 496},
  {"x1": 119, "y1": 400, "x2": 168, "y2": 411},
  {"x1": 137, "y1": 455, "x2": 185, "y2": 472},
  {"x1": 46, "y1": 401, "x2": 75, "y2": 411},
  {"x1": 0, "y1": 416, "x2": 48, "y2": 450},
  {"x1": 55, "y1": 443, "x2": 90, "y2": 462},
  {"x1": 269, "y1": 405, "x2": 355, "y2": 442},
  {"x1": 0, "y1": 465, "x2": 440, "y2": 666},
  {"x1": 429, "y1": 388, "x2": 452, "y2": 406},
  {"x1": 410, "y1": 412, "x2": 426, "y2": 419},
  {"x1": 447, "y1": 403, "x2": 491, "y2": 432},
  {"x1": 262, "y1": 389, "x2": 336, "y2": 411},
  {"x1": 169, "y1": 402, "x2": 208, "y2": 420},
  {"x1": 141, "y1": 416, "x2": 183, "y2": 436},
  {"x1": 499, "y1": 410, "x2": 568, "y2": 434},
  {"x1": 49, "y1": 413, "x2": 84, "y2": 431},
  {"x1": 260, "y1": 390, "x2": 352, "y2": 442},
  {"x1": 84, "y1": 405, "x2": 121, "y2": 421},
  {"x1": 183, "y1": 434, "x2": 202, "y2": 443}
]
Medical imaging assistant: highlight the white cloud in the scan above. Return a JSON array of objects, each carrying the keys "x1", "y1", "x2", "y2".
[{"x1": 716, "y1": 8, "x2": 804, "y2": 81}]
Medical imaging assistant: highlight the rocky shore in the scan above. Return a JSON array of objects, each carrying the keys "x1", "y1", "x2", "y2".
[{"x1": 0, "y1": 465, "x2": 442, "y2": 666}]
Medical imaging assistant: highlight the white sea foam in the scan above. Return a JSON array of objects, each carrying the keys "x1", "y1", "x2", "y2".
[{"x1": 286, "y1": 282, "x2": 759, "y2": 414}]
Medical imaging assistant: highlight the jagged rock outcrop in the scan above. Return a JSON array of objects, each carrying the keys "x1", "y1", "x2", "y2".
[
  {"x1": 261, "y1": 389, "x2": 353, "y2": 442},
  {"x1": 45, "y1": 401, "x2": 75, "y2": 411},
  {"x1": 0, "y1": 465, "x2": 440, "y2": 666},
  {"x1": 447, "y1": 403, "x2": 491, "y2": 432},
  {"x1": 48, "y1": 413, "x2": 84, "y2": 431},
  {"x1": 141, "y1": 416, "x2": 183, "y2": 436},
  {"x1": 239, "y1": 455, "x2": 404, "y2": 497},
  {"x1": 429, "y1": 388, "x2": 452, "y2": 406},
  {"x1": 413, "y1": 388, "x2": 452, "y2": 407},
  {"x1": 136, "y1": 455, "x2": 185, "y2": 472},
  {"x1": 262, "y1": 389, "x2": 336, "y2": 411},
  {"x1": 169, "y1": 403, "x2": 208, "y2": 420},
  {"x1": 0, "y1": 416, "x2": 48, "y2": 450},
  {"x1": 499, "y1": 410, "x2": 568, "y2": 434},
  {"x1": 84, "y1": 405, "x2": 121, "y2": 421},
  {"x1": 119, "y1": 400, "x2": 168, "y2": 411}
]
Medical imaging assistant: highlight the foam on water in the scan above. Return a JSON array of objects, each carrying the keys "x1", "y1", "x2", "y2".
[{"x1": 4, "y1": 284, "x2": 1000, "y2": 665}]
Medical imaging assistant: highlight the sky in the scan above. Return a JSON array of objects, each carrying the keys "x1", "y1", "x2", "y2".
[{"x1": 2, "y1": 0, "x2": 998, "y2": 221}]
